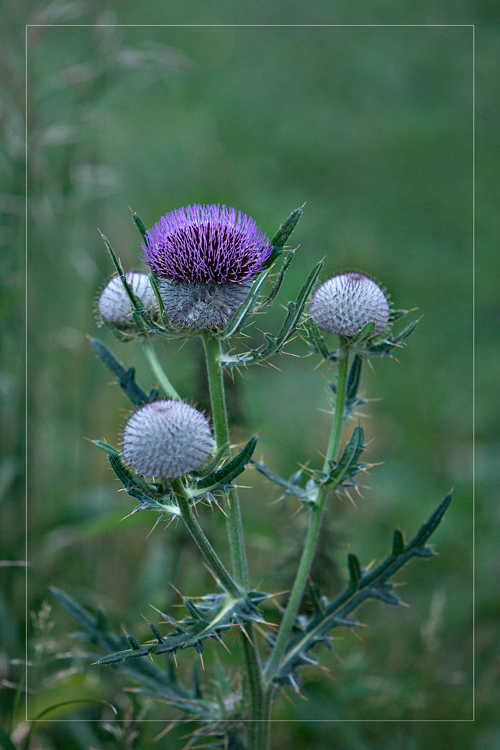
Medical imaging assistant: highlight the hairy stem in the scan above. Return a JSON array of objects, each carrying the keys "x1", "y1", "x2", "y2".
[
  {"x1": 264, "y1": 337, "x2": 350, "y2": 686},
  {"x1": 201, "y1": 331, "x2": 248, "y2": 589},
  {"x1": 172, "y1": 478, "x2": 242, "y2": 598},
  {"x1": 201, "y1": 330, "x2": 263, "y2": 749},
  {"x1": 241, "y1": 622, "x2": 265, "y2": 750},
  {"x1": 141, "y1": 336, "x2": 180, "y2": 400}
]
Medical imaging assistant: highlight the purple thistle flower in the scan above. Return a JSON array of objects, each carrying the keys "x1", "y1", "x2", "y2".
[
  {"x1": 309, "y1": 272, "x2": 390, "y2": 338},
  {"x1": 142, "y1": 204, "x2": 272, "y2": 330},
  {"x1": 122, "y1": 400, "x2": 214, "y2": 479}
]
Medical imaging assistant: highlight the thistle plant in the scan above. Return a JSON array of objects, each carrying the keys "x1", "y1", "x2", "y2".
[{"x1": 54, "y1": 203, "x2": 451, "y2": 750}]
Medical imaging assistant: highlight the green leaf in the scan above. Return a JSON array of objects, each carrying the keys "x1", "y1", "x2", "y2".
[
  {"x1": 265, "y1": 205, "x2": 304, "y2": 266},
  {"x1": 250, "y1": 460, "x2": 312, "y2": 502},
  {"x1": 350, "y1": 320, "x2": 376, "y2": 345},
  {"x1": 126, "y1": 634, "x2": 143, "y2": 650},
  {"x1": 107, "y1": 454, "x2": 156, "y2": 503},
  {"x1": 370, "y1": 587, "x2": 403, "y2": 606},
  {"x1": 91, "y1": 440, "x2": 121, "y2": 457},
  {"x1": 392, "y1": 319, "x2": 420, "y2": 346},
  {"x1": 324, "y1": 425, "x2": 365, "y2": 489},
  {"x1": 99, "y1": 231, "x2": 147, "y2": 331},
  {"x1": 408, "y1": 491, "x2": 453, "y2": 550},
  {"x1": 303, "y1": 316, "x2": 331, "y2": 360},
  {"x1": 413, "y1": 546, "x2": 436, "y2": 557},
  {"x1": 131, "y1": 210, "x2": 148, "y2": 240},
  {"x1": 191, "y1": 442, "x2": 230, "y2": 478},
  {"x1": 389, "y1": 308, "x2": 412, "y2": 323},
  {"x1": 308, "y1": 579, "x2": 326, "y2": 615},
  {"x1": 276, "y1": 492, "x2": 452, "y2": 683},
  {"x1": 346, "y1": 355, "x2": 363, "y2": 407},
  {"x1": 367, "y1": 318, "x2": 420, "y2": 357},
  {"x1": 50, "y1": 586, "x2": 98, "y2": 633},
  {"x1": 347, "y1": 553, "x2": 361, "y2": 590},
  {"x1": 259, "y1": 260, "x2": 323, "y2": 356},
  {"x1": 256, "y1": 250, "x2": 295, "y2": 310},
  {"x1": 89, "y1": 337, "x2": 152, "y2": 406},
  {"x1": 226, "y1": 260, "x2": 324, "y2": 368},
  {"x1": 217, "y1": 269, "x2": 271, "y2": 340},
  {"x1": 195, "y1": 435, "x2": 258, "y2": 490},
  {"x1": 392, "y1": 528, "x2": 405, "y2": 556}
]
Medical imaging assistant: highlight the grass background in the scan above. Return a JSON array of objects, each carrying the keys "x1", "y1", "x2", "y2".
[{"x1": 1, "y1": 2, "x2": 497, "y2": 748}]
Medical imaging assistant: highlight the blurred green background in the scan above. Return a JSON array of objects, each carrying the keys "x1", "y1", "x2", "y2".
[{"x1": 2, "y1": 3, "x2": 497, "y2": 748}]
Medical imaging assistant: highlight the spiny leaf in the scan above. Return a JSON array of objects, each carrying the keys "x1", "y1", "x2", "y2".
[
  {"x1": 195, "y1": 435, "x2": 258, "y2": 490},
  {"x1": 256, "y1": 250, "x2": 295, "y2": 309},
  {"x1": 92, "y1": 440, "x2": 121, "y2": 457},
  {"x1": 217, "y1": 269, "x2": 271, "y2": 340},
  {"x1": 265, "y1": 205, "x2": 304, "y2": 267},
  {"x1": 126, "y1": 634, "x2": 143, "y2": 650},
  {"x1": 347, "y1": 553, "x2": 362, "y2": 590},
  {"x1": 324, "y1": 425, "x2": 365, "y2": 488},
  {"x1": 107, "y1": 454, "x2": 155, "y2": 503},
  {"x1": 275, "y1": 492, "x2": 452, "y2": 683},
  {"x1": 50, "y1": 587, "x2": 98, "y2": 634},
  {"x1": 367, "y1": 318, "x2": 420, "y2": 356},
  {"x1": 147, "y1": 621, "x2": 165, "y2": 643},
  {"x1": 99, "y1": 232, "x2": 147, "y2": 331},
  {"x1": 308, "y1": 580, "x2": 326, "y2": 615},
  {"x1": 350, "y1": 320, "x2": 376, "y2": 345},
  {"x1": 220, "y1": 260, "x2": 323, "y2": 366},
  {"x1": 303, "y1": 316, "x2": 331, "y2": 360},
  {"x1": 346, "y1": 355, "x2": 363, "y2": 408},
  {"x1": 392, "y1": 528, "x2": 405, "y2": 556},
  {"x1": 131, "y1": 210, "x2": 148, "y2": 240},
  {"x1": 250, "y1": 461, "x2": 317, "y2": 505},
  {"x1": 408, "y1": 491, "x2": 453, "y2": 550},
  {"x1": 89, "y1": 337, "x2": 152, "y2": 406},
  {"x1": 370, "y1": 586, "x2": 403, "y2": 606}
]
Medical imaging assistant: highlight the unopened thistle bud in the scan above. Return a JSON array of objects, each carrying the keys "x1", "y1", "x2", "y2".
[
  {"x1": 309, "y1": 272, "x2": 390, "y2": 338},
  {"x1": 122, "y1": 400, "x2": 214, "y2": 478},
  {"x1": 97, "y1": 272, "x2": 156, "y2": 329},
  {"x1": 142, "y1": 204, "x2": 272, "y2": 330}
]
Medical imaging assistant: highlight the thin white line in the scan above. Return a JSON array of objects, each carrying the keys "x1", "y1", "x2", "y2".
[
  {"x1": 25, "y1": 22, "x2": 475, "y2": 725},
  {"x1": 471, "y1": 23, "x2": 475, "y2": 724},
  {"x1": 25, "y1": 23, "x2": 475, "y2": 27},
  {"x1": 25, "y1": 22, "x2": 29, "y2": 724},
  {"x1": 26, "y1": 719, "x2": 475, "y2": 723}
]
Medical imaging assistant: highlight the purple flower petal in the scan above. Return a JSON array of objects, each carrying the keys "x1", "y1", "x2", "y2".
[{"x1": 142, "y1": 204, "x2": 272, "y2": 285}]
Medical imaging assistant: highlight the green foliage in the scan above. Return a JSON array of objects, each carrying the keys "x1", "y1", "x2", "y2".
[{"x1": 272, "y1": 493, "x2": 453, "y2": 690}]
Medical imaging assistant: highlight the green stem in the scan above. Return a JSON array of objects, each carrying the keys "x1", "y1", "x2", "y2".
[
  {"x1": 255, "y1": 683, "x2": 275, "y2": 750},
  {"x1": 172, "y1": 478, "x2": 242, "y2": 598},
  {"x1": 201, "y1": 331, "x2": 263, "y2": 749},
  {"x1": 323, "y1": 336, "x2": 350, "y2": 471},
  {"x1": 264, "y1": 337, "x2": 350, "y2": 686},
  {"x1": 141, "y1": 336, "x2": 180, "y2": 400},
  {"x1": 241, "y1": 622, "x2": 264, "y2": 750},
  {"x1": 201, "y1": 331, "x2": 248, "y2": 589}
]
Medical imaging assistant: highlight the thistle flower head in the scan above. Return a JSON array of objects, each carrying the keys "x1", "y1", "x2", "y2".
[
  {"x1": 122, "y1": 400, "x2": 214, "y2": 479},
  {"x1": 309, "y1": 272, "x2": 390, "y2": 338},
  {"x1": 97, "y1": 272, "x2": 156, "y2": 329},
  {"x1": 142, "y1": 204, "x2": 272, "y2": 330}
]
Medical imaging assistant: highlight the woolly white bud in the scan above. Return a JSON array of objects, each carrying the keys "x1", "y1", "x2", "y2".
[
  {"x1": 122, "y1": 400, "x2": 214, "y2": 478},
  {"x1": 309, "y1": 272, "x2": 390, "y2": 338},
  {"x1": 97, "y1": 272, "x2": 157, "y2": 329}
]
